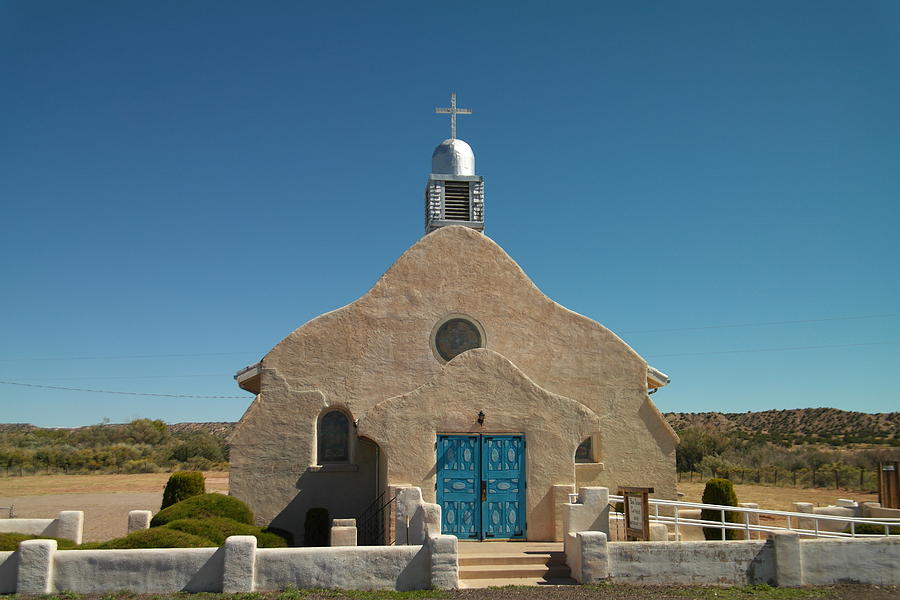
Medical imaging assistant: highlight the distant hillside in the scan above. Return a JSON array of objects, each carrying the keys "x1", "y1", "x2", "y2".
[
  {"x1": 3, "y1": 409, "x2": 897, "y2": 447},
  {"x1": 0, "y1": 421, "x2": 236, "y2": 439},
  {"x1": 664, "y1": 408, "x2": 899, "y2": 445}
]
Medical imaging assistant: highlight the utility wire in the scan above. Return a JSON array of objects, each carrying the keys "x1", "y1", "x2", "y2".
[
  {"x1": 9, "y1": 374, "x2": 230, "y2": 382},
  {"x1": 0, "y1": 314, "x2": 896, "y2": 362},
  {"x1": 620, "y1": 312, "x2": 899, "y2": 334},
  {"x1": 645, "y1": 340, "x2": 900, "y2": 359},
  {"x1": 0, "y1": 380, "x2": 245, "y2": 399},
  {"x1": 0, "y1": 351, "x2": 258, "y2": 362}
]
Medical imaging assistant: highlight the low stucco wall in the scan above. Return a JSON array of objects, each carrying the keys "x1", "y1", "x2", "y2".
[
  {"x1": 802, "y1": 537, "x2": 900, "y2": 585},
  {"x1": 0, "y1": 552, "x2": 15, "y2": 595},
  {"x1": 54, "y1": 548, "x2": 222, "y2": 594},
  {"x1": 609, "y1": 540, "x2": 775, "y2": 585},
  {"x1": 0, "y1": 511, "x2": 83, "y2": 544},
  {"x1": 2, "y1": 535, "x2": 457, "y2": 594},
  {"x1": 255, "y1": 546, "x2": 428, "y2": 591},
  {"x1": 567, "y1": 531, "x2": 900, "y2": 587}
]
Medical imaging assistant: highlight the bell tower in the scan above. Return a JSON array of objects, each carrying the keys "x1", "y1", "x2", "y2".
[{"x1": 425, "y1": 93, "x2": 485, "y2": 234}]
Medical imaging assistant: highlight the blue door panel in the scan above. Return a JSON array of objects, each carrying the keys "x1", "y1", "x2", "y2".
[
  {"x1": 436, "y1": 435, "x2": 480, "y2": 539},
  {"x1": 436, "y1": 434, "x2": 525, "y2": 540},
  {"x1": 482, "y1": 436, "x2": 525, "y2": 539}
]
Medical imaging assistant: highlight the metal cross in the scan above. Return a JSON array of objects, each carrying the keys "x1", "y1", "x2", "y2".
[{"x1": 435, "y1": 93, "x2": 472, "y2": 140}]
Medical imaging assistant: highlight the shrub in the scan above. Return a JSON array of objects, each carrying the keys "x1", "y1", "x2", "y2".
[
  {"x1": 89, "y1": 528, "x2": 215, "y2": 549},
  {"x1": 845, "y1": 523, "x2": 900, "y2": 535},
  {"x1": 701, "y1": 477, "x2": 741, "y2": 540},
  {"x1": 304, "y1": 507, "x2": 329, "y2": 546},
  {"x1": 164, "y1": 517, "x2": 288, "y2": 547},
  {"x1": 151, "y1": 493, "x2": 253, "y2": 527},
  {"x1": 161, "y1": 471, "x2": 206, "y2": 509},
  {"x1": 0, "y1": 533, "x2": 79, "y2": 551},
  {"x1": 263, "y1": 526, "x2": 294, "y2": 547}
]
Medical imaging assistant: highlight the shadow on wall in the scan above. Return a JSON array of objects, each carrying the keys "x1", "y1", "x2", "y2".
[{"x1": 269, "y1": 440, "x2": 378, "y2": 545}]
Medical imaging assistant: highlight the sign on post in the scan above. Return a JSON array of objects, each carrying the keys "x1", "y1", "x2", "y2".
[{"x1": 618, "y1": 486, "x2": 653, "y2": 541}]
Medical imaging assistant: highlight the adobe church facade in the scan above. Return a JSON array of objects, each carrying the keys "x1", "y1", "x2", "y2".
[{"x1": 230, "y1": 97, "x2": 677, "y2": 543}]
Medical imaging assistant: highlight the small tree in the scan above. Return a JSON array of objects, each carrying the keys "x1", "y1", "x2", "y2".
[
  {"x1": 161, "y1": 471, "x2": 206, "y2": 509},
  {"x1": 701, "y1": 478, "x2": 740, "y2": 540}
]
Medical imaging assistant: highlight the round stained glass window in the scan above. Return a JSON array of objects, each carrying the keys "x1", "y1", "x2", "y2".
[{"x1": 434, "y1": 317, "x2": 482, "y2": 361}]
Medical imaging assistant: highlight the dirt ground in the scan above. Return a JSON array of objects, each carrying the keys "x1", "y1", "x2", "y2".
[
  {"x1": 0, "y1": 473, "x2": 882, "y2": 543},
  {"x1": 676, "y1": 481, "x2": 879, "y2": 511},
  {"x1": 0, "y1": 471, "x2": 228, "y2": 542}
]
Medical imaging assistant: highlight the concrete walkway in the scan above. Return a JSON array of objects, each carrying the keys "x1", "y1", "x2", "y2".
[{"x1": 457, "y1": 541, "x2": 576, "y2": 587}]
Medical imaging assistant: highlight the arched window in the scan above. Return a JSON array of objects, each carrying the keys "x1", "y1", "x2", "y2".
[
  {"x1": 318, "y1": 411, "x2": 350, "y2": 463},
  {"x1": 575, "y1": 436, "x2": 594, "y2": 463}
]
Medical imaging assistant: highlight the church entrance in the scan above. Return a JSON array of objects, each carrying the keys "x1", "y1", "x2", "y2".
[{"x1": 436, "y1": 434, "x2": 526, "y2": 540}]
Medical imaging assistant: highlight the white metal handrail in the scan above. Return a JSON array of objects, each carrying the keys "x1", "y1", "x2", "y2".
[{"x1": 608, "y1": 494, "x2": 900, "y2": 540}]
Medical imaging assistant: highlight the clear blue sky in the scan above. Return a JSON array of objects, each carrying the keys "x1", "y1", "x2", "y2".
[{"x1": 1, "y1": 1, "x2": 898, "y2": 427}]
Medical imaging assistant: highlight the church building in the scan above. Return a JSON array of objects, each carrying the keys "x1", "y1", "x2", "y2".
[{"x1": 230, "y1": 95, "x2": 678, "y2": 544}]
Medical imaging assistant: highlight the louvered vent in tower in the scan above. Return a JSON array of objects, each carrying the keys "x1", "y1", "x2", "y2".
[{"x1": 444, "y1": 181, "x2": 471, "y2": 221}]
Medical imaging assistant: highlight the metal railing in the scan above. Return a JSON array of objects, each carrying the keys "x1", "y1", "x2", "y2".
[
  {"x1": 608, "y1": 494, "x2": 900, "y2": 540},
  {"x1": 0, "y1": 505, "x2": 14, "y2": 518},
  {"x1": 357, "y1": 492, "x2": 397, "y2": 546}
]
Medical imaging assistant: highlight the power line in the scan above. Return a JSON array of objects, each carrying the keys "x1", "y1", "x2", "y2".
[
  {"x1": 0, "y1": 380, "x2": 246, "y2": 399},
  {"x1": 2, "y1": 314, "x2": 895, "y2": 363},
  {"x1": 620, "y1": 313, "x2": 899, "y2": 335},
  {"x1": 8, "y1": 374, "x2": 229, "y2": 382},
  {"x1": 0, "y1": 351, "x2": 259, "y2": 362},
  {"x1": 645, "y1": 340, "x2": 900, "y2": 359}
]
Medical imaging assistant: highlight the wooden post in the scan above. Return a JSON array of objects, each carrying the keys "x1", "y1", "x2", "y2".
[{"x1": 879, "y1": 462, "x2": 899, "y2": 509}]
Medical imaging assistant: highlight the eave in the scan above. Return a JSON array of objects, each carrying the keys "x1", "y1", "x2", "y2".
[{"x1": 234, "y1": 362, "x2": 261, "y2": 394}]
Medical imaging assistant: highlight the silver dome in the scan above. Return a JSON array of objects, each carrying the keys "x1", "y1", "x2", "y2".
[{"x1": 431, "y1": 138, "x2": 475, "y2": 176}]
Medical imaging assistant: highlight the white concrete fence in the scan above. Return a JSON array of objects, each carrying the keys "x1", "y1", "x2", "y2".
[
  {"x1": 0, "y1": 534, "x2": 457, "y2": 594},
  {"x1": 0, "y1": 511, "x2": 83, "y2": 545},
  {"x1": 565, "y1": 487, "x2": 900, "y2": 587},
  {"x1": 3, "y1": 486, "x2": 899, "y2": 592},
  {"x1": 606, "y1": 493, "x2": 900, "y2": 541}
]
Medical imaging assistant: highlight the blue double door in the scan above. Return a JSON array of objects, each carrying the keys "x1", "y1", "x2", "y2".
[{"x1": 436, "y1": 434, "x2": 526, "y2": 540}]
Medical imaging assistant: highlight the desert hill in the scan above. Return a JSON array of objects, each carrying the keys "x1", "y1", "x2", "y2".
[
  {"x1": 663, "y1": 408, "x2": 899, "y2": 445},
  {"x1": 2, "y1": 409, "x2": 897, "y2": 446}
]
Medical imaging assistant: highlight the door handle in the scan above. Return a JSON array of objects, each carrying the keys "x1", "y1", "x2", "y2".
[{"x1": 481, "y1": 480, "x2": 487, "y2": 501}]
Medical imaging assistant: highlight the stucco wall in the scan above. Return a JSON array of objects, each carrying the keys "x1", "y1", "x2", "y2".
[
  {"x1": 230, "y1": 226, "x2": 677, "y2": 537},
  {"x1": 801, "y1": 537, "x2": 900, "y2": 585},
  {"x1": 0, "y1": 511, "x2": 83, "y2": 545},
  {"x1": 359, "y1": 349, "x2": 600, "y2": 541},
  {"x1": 0, "y1": 552, "x2": 15, "y2": 595},
  {"x1": 54, "y1": 548, "x2": 222, "y2": 593},
  {"x1": 609, "y1": 541, "x2": 775, "y2": 585},
  {"x1": 2, "y1": 536, "x2": 452, "y2": 593},
  {"x1": 567, "y1": 532, "x2": 900, "y2": 587},
  {"x1": 255, "y1": 546, "x2": 428, "y2": 591}
]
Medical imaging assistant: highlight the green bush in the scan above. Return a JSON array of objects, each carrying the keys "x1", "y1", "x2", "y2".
[
  {"x1": 151, "y1": 493, "x2": 253, "y2": 527},
  {"x1": 304, "y1": 507, "x2": 329, "y2": 546},
  {"x1": 0, "y1": 533, "x2": 79, "y2": 551},
  {"x1": 845, "y1": 523, "x2": 900, "y2": 535},
  {"x1": 263, "y1": 526, "x2": 294, "y2": 547},
  {"x1": 701, "y1": 477, "x2": 741, "y2": 540},
  {"x1": 161, "y1": 471, "x2": 206, "y2": 509},
  {"x1": 164, "y1": 517, "x2": 287, "y2": 547},
  {"x1": 88, "y1": 528, "x2": 215, "y2": 549}
]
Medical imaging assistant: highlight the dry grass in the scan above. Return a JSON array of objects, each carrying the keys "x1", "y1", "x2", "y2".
[
  {"x1": 0, "y1": 471, "x2": 230, "y2": 542},
  {"x1": 677, "y1": 481, "x2": 878, "y2": 511},
  {"x1": 0, "y1": 471, "x2": 229, "y2": 496}
]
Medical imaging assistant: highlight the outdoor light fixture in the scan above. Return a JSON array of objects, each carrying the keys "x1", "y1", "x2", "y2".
[{"x1": 477, "y1": 410, "x2": 485, "y2": 425}]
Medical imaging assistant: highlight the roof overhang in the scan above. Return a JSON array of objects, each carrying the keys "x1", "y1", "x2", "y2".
[
  {"x1": 234, "y1": 362, "x2": 261, "y2": 394},
  {"x1": 647, "y1": 365, "x2": 670, "y2": 390}
]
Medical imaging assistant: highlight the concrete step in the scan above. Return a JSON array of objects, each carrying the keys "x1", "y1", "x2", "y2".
[
  {"x1": 459, "y1": 553, "x2": 564, "y2": 566},
  {"x1": 459, "y1": 563, "x2": 571, "y2": 580},
  {"x1": 459, "y1": 576, "x2": 579, "y2": 588}
]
